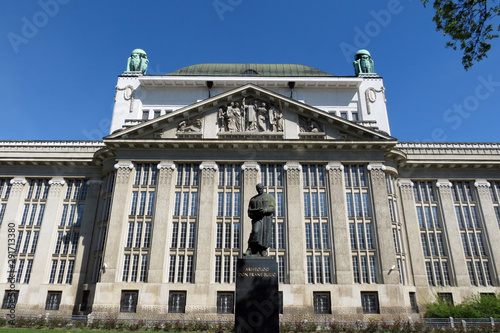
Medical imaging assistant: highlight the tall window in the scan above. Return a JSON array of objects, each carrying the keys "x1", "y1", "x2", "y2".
[
  {"x1": 215, "y1": 164, "x2": 241, "y2": 284},
  {"x1": 122, "y1": 164, "x2": 157, "y2": 283},
  {"x1": 303, "y1": 165, "x2": 332, "y2": 284},
  {"x1": 415, "y1": 181, "x2": 451, "y2": 286},
  {"x1": 92, "y1": 172, "x2": 115, "y2": 283},
  {"x1": 169, "y1": 164, "x2": 198, "y2": 284},
  {"x1": 346, "y1": 165, "x2": 377, "y2": 284},
  {"x1": 261, "y1": 164, "x2": 287, "y2": 283},
  {"x1": 0, "y1": 178, "x2": 11, "y2": 225},
  {"x1": 489, "y1": 181, "x2": 500, "y2": 227},
  {"x1": 387, "y1": 174, "x2": 407, "y2": 284},
  {"x1": 452, "y1": 181, "x2": 492, "y2": 286}
]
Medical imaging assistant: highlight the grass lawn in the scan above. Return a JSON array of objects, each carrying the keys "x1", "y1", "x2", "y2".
[{"x1": 0, "y1": 330, "x2": 124, "y2": 333}]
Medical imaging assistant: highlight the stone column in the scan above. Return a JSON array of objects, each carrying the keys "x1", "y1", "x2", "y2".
[
  {"x1": 195, "y1": 162, "x2": 218, "y2": 285},
  {"x1": 436, "y1": 180, "x2": 469, "y2": 287},
  {"x1": 148, "y1": 163, "x2": 176, "y2": 283},
  {"x1": 0, "y1": 178, "x2": 26, "y2": 282},
  {"x1": 367, "y1": 164, "x2": 398, "y2": 284},
  {"x1": 73, "y1": 180, "x2": 102, "y2": 284},
  {"x1": 241, "y1": 162, "x2": 260, "y2": 253},
  {"x1": 398, "y1": 180, "x2": 428, "y2": 287},
  {"x1": 101, "y1": 162, "x2": 133, "y2": 283},
  {"x1": 284, "y1": 163, "x2": 306, "y2": 285},
  {"x1": 30, "y1": 178, "x2": 65, "y2": 283},
  {"x1": 474, "y1": 180, "x2": 500, "y2": 285},
  {"x1": 326, "y1": 164, "x2": 351, "y2": 284}
]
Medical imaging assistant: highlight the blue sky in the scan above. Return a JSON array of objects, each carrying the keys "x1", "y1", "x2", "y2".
[{"x1": 1, "y1": 0, "x2": 499, "y2": 142}]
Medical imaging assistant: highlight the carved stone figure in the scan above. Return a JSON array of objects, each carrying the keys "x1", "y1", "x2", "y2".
[
  {"x1": 276, "y1": 109, "x2": 284, "y2": 132},
  {"x1": 299, "y1": 116, "x2": 322, "y2": 133},
  {"x1": 244, "y1": 99, "x2": 257, "y2": 131},
  {"x1": 177, "y1": 119, "x2": 202, "y2": 133},
  {"x1": 234, "y1": 102, "x2": 243, "y2": 132},
  {"x1": 218, "y1": 107, "x2": 227, "y2": 132},
  {"x1": 226, "y1": 102, "x2": 237, "y2": 132},
  {"x1": 257, "y1": 103, "x2": 268, "y2": 132},
  {"x1": 246, "y1": 183, "x2": 275, "y2": 256},
  {"x1": 353, "y1": 49, "x2": 375, "y2": 75},
  {"x1": 126, "y1": 49, "x2": 149, "y2": 74}
]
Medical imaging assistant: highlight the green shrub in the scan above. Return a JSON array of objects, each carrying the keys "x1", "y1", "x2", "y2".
[{"x1": 425, "y1": 293, "x2": 500, "y2": 318}]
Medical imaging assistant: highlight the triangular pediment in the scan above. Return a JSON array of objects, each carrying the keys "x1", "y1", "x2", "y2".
[{"x1": 105, "y1": 84, "x2": 395, "y2": 143}]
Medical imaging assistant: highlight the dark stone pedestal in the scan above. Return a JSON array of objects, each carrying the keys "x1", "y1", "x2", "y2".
[{"x1": 235, "y1": 257, "x2": 279, "y2": 333}]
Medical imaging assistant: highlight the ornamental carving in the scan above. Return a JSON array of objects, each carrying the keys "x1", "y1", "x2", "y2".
[
  {"x1": 86, "y1": 180, "x2": 103, "y2": 196},
  {"x1": 200, "y1": 163, "x2": 218, "y2": 185},
  {"x1": 474, "y1": 181, "x2": 491, "y2": 197},
  {"x1": 299, "y1": 116, "x2": 323, "y2": 133},
  {"x1": 398, "y1": 180, "x2": 414, "y2": 201},
  {"x1": 365, "y1": 87, "x2": 386, "y2": 114},
  {"x1": 48, "y1": 179, "x2": 66, "y2": 196},
  {"x1": 9, "y1": 178, "x2": 26, "y2": 197},
  {"x1": 436, "y1": 181, "x2": 453, "y2": 196},
  {"x1": 177, "y1": 118, "x2": 202, "y2": 133},
  {"x1": 326, "y1": 164, "x2": 344, "y2": 185},
  {"x1": 367, "y1": 164, "x2": 386, "y2": 181},
  {"x1": 242, "y1": 164, "x2": 260, "y2": 184},
  {"x1": 284, "y1": 164, "x2": 302, "y2": 186},
  {"x1": 114, "y1": 163, "x2": 134, "y2": 183},
  {"x1": 157, "y1": 163, "x2": 176, "y2": 184},
  {"x1": 218, "y1": 98, "x2": 283, "y2": 133}
]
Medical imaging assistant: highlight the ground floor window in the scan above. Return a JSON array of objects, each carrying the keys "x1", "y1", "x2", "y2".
[
  {"x1": 2, "y1": 290, "x2": 19, "y2": 309},
  {"x1": 120, "y1": 290, "x2": 138, "y2": 313},
  {"x1": 45, "y1": 291, "x2": 62, "y2": 311},
  {"x1": 313, "y1": 291, "x2": 331, "y2": 314},
  {"x1": 409, "y1": 292, "x2": 418, "y2": 313},
  {"x1": 168, "y1": 291, "x2": 186, "y2": 313},
  {"x1": 217, "y1": 291, "x2": 234, "y2": 314},
  {"x1": 361, "y1": 291, "x2": 379, "y2": 314},
  {"x1": 438, "y1": 292, "x2": 453, "y2": 305}
]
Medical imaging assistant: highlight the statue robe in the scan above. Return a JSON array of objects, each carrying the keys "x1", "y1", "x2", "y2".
[{"x1": 247, "y1": 192, "x2": 275, "y2": 249}]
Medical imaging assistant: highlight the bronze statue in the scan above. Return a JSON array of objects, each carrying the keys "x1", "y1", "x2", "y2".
[{"x1": 246, "y1": 183, "x2": 275, "y2": 256}]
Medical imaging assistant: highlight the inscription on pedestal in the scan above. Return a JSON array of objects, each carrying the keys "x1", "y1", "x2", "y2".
[{"x1": 235, "y1": 258, "x2": 279, "y2": 333}]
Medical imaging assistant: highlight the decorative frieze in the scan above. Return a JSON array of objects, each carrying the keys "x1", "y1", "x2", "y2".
[
  {"x1": 284, "y1": 164, "x2": 302, "y2": 186},
  {"x1": 114, "y1": 163, "x2": 134, "y2": 183},
  {"x1": 157, "y1": 163, "x2": 176, "y2": 184},
  {"x1": 242, "y1": 163, "x2": 260, "y2": 184},
  {"x1": 199, "y1": 163, "x2": 218, "y2": 184},
  {"x1": 436, "y1": 181, "x2": 453, "y2": 195},
  {"x1": 326, "y1": 164, "x2": 344, "y2": 184},
  {"x1": 367, "y1": 164, "x2": 386, "y2": 180},
  {"x1": 86, "y1": 180, "x2": 103, "y2": 196},
  {"x1": 475, "y1": 181, "x2": 491, "y2": 196},
  {"x1": 9, "y1": 178, "x2": 27, "y2": 197},
  {"x1": 398, "y1": 180, "x2": 414, "y2": 200}
]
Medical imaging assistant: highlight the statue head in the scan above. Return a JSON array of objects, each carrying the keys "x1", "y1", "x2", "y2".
[
  {"x1": 256, "y1": 183, "x2": 264, "y2": 194},
  {"x1": 126, "y1": 49, "x2": 149, "y2": 74},
  {"x1": 353, "y1": 49, "x2": 375, "y2": 75}
]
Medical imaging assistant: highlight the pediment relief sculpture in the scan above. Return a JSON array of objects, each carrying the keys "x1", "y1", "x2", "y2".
[
  {"x1": 299, "y1": 115, "x2": 324, "y2": 133},
  {"x1": 177, "y1": 118, "x2": 202, "y2": 133},
  {"x1": 218, "y1": 98, "x2": 283, "y2": 133}
]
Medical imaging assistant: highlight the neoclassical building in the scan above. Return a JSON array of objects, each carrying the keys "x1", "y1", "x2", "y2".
[{"x1": 1, "y1": 49, "x2": 500, "y2": 321}]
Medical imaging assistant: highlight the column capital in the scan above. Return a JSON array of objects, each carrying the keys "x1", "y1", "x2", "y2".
[
  {"x1": 397, "y1": 180, "x2": 414, "y2": 188},
  {"x1": 436, "y1": 181, "x2": 453, "y2": 188},
  {"x1": 325, "y1": 164, "x2": 344, "y2": 171},
  {"x1": 114, "y1": 162, "x2": 134, "y2": 170},
  {"x1": 326, "y1": 163, "x2": 344, "y2": 184},
  {"x1": 114, "y1": 162, "x2": 134, "y2": 183},
  {"x1": 199, "y1": 163, "x2": 218, "y2": 171},
  {"x1": 9, "y1": 178, "x2": 27, "y2": 197},
  {"x1": 157, "y1": 163, "x2": 176, "y2": 170},
  {"x1": 48, "y1": 179, "x2": 66, "y2": 186},
  {"x1": 284, "y1": 163, "x2": 302, "y2": 186},
  {"x1": 242, "y1": 162, "x2": 260, "y2": 184},
  {"x1": 398, "y1": 180, "x2": 414, "y2": 200},
  {"x1": 10, "y1": 178, "x2": 27, "y2": 186},
  {"x1": 241, "y1": 163, "x2": 260, "y2": 171},
  {"x1": 474, "y1": 181, "x2": 491, "y2": 188},
  {"x1": 367, "y1": 163, "x2": 386, "y2": 181}
]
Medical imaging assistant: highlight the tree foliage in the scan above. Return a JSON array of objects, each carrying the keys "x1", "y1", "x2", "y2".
[
  {"x1": 424, "y1": 293, "x2": 500, "y2": 318},
  {"x1": 422, "y1": 0, "x2": 500, "y2": 70}
]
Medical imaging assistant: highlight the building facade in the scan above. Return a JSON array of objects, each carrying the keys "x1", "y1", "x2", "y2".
[{"x1": 1, "y1": 50, "x2": 500, "y2": 321}]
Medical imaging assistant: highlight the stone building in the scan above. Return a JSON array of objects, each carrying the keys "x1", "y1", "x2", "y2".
[{"x1": 1, "y1": 49, "x2": 500, "y2": 321}]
